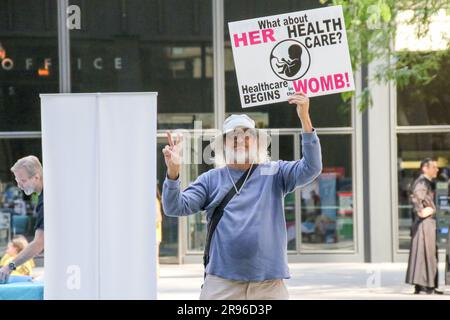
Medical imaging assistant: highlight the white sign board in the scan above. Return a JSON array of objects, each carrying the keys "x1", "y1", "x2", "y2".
[
  {"x1": 228, "y1": 5, "x2": 355, "y2": 108},
  {"x1": 41, "y1": 92, "x2": 157, "y2": 300}
]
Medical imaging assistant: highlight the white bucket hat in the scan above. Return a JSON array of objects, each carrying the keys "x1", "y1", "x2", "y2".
[
  {"x1": 222, "y1": 114, "x2": 255, "y2": 135},
  {"x1": 210, "y1": 114, "x2": 271, "y2": 151}
]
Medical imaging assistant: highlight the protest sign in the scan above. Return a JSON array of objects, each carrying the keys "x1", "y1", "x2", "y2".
[{"x1": 228, "y1": 5, "x2": 355, "y2": 108}]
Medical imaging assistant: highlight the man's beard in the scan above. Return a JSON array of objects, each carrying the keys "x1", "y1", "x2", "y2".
[
  {"x1": 23, "y1": 187, "x2": 35, "y2": 196},
  {"x1": 224, "y1": 145, "x2": 257, "y2": 164}
]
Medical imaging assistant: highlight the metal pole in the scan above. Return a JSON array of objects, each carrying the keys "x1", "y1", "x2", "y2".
[
  {"x1": 57, "y1": 0, "x2": 71, "y2": 93},
  {"x1": 213, "y1": 0, "x2": 225, "y2": 131}
]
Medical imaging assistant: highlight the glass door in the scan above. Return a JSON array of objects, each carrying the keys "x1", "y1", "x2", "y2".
[{"x1": 157, "y1": 137, "x2": 179, "y2": 263}]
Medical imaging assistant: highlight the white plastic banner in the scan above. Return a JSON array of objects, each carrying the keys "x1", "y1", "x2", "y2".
[
  {"x1": 228, "y1": 5, "x2": 355, "y2": 108},
  {"x1": 41, "y1": 92, "x2": 157, "y2": 300}
]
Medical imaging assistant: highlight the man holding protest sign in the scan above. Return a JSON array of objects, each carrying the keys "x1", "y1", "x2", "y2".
[{"x1": 161, "y1": 92, "x2": 322, "y2": 300}]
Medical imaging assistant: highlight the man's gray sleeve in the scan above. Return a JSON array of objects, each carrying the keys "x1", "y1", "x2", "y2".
[{"x1": 162, "y1": 172, "x2": 209, "y2": 217}]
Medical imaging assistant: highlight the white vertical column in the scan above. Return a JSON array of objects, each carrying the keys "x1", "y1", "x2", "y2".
[
  {"x1": 41, "y1": 95, "x2": 99, "y2": 299},
  {"x1": 98, "y1": 93, "x2": 157, "y2": 299},
  {"x1": 367, "y1": 56, "x2": 394, "y2": 262},
  {"x1": 41, "y1": 93, "x2": 157, "y2": 299}
]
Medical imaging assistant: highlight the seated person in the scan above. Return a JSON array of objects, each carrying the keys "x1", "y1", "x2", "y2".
[{"x1": 0, "y1": 236, "x2": 35, "y2": 277}]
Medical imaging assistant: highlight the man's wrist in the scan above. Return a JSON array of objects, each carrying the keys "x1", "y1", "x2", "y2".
[
  {"x1": 300, "y1": 115, "x2": 313, "y2": 132},
  {"x1": 299, "y1": 112, "x2": 309, "y2": 120},
  {"x1": 299, "y1": 113, "x2": 311, "y2": 123},
  {"x1": 167, "y1": 171, "x2": 179, "y2": 180}
]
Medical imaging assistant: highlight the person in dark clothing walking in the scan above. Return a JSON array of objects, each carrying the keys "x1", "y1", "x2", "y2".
[{"x1": 405, "y1": 158, "x2": 443, "y2": 294}]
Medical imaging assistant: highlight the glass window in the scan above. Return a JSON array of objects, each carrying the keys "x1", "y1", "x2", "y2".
[
  {"x1": 0, "y1": 0, "x2": 59, "y2": 131},
  {"x1": 69, "y1": 0, "x2": 214, "y2": 130},
  {"x1": 300, "y1": 134, "x2": 354, "y2": 251},
  {"x1": 397, "y1": 52, "x2": 450, "y2": 126},
  {"x1": 187, "y1": 138, "x2": 215, "y2": 252},
  {"x1": 224, "y1": 0, "x2": 351, "y2": 128},
  {"x1": 397, "y1": 133, "x2": 450, "y2": 250},
  {"x1": 276, "y1": 135, "x2": 296, "y2": 250},
  {"x1": 0, "y1": 138, "x2": 43, "y2": 246},
  {"x1": 157, "y1": 138, "x2": 179, "y2": 259}
]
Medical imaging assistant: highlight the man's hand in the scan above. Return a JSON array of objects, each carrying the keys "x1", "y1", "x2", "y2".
[
  {"x1": 162, "y1": 131, "x2": 183, "y2": 180},
  {"x1": 0, "y1": 265, "x2": 11, "y2": 284},
  {"x1": 0, "y1": 229, "x2": 44, "y2": 284},
  {"x1": 419, "y1": 207, "x2": 435, "y2": 218},
  {"x1": 288, "y1": 92, "x2": 313, "y2": 132}
]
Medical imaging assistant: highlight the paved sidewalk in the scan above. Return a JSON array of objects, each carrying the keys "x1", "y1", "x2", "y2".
[{"x1": 157, "y1": 262, "x2": 450, "y2": 300}]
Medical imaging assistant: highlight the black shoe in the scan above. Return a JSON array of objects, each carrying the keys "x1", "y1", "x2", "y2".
[
  {"x1": 414, "y1": 285, "x2": 422, "y2": 294},
  {"x1": 425, "y1": 287, "x2": 443, "y2": 295}
]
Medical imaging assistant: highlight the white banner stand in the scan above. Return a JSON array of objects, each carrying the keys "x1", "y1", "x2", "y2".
[{"x1": 40, "y1": 92, "x2": 157, "y2": 300}]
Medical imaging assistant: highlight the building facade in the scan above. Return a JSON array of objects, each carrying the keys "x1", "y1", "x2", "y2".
[{"x1": 0, "y1": 0, "x2": 448, "y2": 264}]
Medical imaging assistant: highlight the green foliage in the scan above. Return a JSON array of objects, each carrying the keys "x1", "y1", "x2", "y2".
[{"x1": 321, "y1": 0, "x2": 449, "y2": 110}]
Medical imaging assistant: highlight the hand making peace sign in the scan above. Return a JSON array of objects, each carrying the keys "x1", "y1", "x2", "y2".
[{"x1": 162, "y1": 131, "x2": 183, "y2": 180}]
